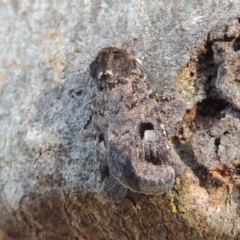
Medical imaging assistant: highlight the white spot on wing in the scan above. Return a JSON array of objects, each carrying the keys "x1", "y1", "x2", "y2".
[{"x1": 98, "y1": 70, "x2": 113, "y2": 79}]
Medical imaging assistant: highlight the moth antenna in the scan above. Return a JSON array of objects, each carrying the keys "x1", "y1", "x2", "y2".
[
  {"x1": 146, "y1": 52, "x2": 163, "y2": 77},
  {"x1": 81, "y1": 74, "x2": 92, "y2": 102},
  {"x1": 133, "y1": 58, "x2": 158, "y2": 97}
]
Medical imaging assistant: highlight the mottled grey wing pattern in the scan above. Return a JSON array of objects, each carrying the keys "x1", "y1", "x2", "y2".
[
  {"x1": 96, "y1": 134, "x2": 127, "y2": 202},
  {"x1": 90, "y1": 47, "x2": 175, "y2": 202}
]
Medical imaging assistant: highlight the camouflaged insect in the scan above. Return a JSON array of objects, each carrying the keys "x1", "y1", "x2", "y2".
[{"x1": 90, "y1": 47, "x2": 175, "y2": 202}]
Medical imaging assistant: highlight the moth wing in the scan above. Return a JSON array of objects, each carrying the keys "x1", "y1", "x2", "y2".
[
  {"x1": 107, "y1": 66, "x2": 175, "y2": 194},
  {"x1": 96, "y1": 131, "x2": 127, "y2": 202},
  {"x1": 104, "y1": 175, "x2": 128, "y2": 203}
]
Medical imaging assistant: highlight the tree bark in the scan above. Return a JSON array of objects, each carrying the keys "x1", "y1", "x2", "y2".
[{"x1": 0, "y1": 1, "x2": 240, "y2": 239}]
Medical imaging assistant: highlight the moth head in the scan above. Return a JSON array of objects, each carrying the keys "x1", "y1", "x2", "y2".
[{"x1": 90, "y1": 47, "x2": 136, "y2": 81}]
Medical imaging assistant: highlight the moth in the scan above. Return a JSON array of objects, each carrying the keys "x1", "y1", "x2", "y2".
[{"x1": 90, "y1": 47, "x2": 175, "y2": 202}]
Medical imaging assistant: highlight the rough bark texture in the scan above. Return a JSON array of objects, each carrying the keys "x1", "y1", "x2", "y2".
[{"x1": 1, "y1": 1, "x2": 240, "y2": 239}]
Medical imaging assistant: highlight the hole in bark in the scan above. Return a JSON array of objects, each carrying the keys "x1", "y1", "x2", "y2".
[
  {"x1": 233, "y1": 34, "x2": 240, "y2": 51},
  {"x1": 75, "y1": 89, "x2": 83, "y2": 96},
  {"x1": 214, "y1": 138, "x2": 221, "y2": 155},
  {"x1": 223, "y1": 34, "x2": 235, "y2": 42},
  {"x1": 69, "y1": 89, "x2": 74, "y2": 95},
  {"x1": 207, "y1": 75, "x2": 213, "y2": 83},
  {"x1": 99, "y1": 85, "x2": 104, "y2": 91},
  {"x1": 235, "y1": 164, "x2": 240, "y2": 175},
  {"x1": 69, "y1": 89, "x2": 83, "y2": 97},
  {"x1": 200, "y1": 36, "x2": 214, "y2": 62},
  {"x1": 214, "y1": 138, "x2": 220, "y2": 147},
  {"x1": 99, "y1": 133, "x2": 104, "y2": 143},
  {"x1": 196, "y1": 98, "x2": 228, "y2": 118},
  {"x1": 140, "y1": 122, "x2": 154, "y2": 139},
  {"x1": 100, "y1": 164, "x2": 109, "y2": 180}
]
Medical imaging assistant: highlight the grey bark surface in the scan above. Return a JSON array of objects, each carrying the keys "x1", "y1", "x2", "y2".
[{"x1": 0, "y1": 1, "x2": 240, "y2": 239}]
